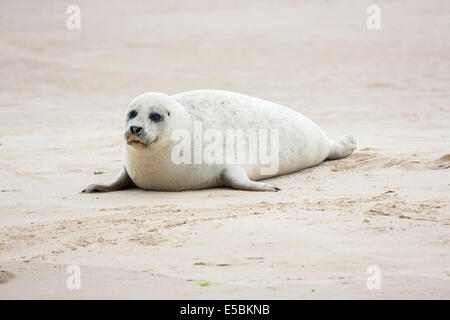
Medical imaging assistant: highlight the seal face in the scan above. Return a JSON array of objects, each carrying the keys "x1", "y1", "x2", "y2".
[
  {"x1": 82, "y1": 90, "x2": 356, "y2": 193},
  {"x1": 123, "y1": 93, "x2": 179, "y2": 151}
]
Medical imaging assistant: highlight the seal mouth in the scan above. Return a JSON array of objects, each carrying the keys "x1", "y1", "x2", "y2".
[{"x1": 126, "y1": 136, "x2": 159, "y2": 148}]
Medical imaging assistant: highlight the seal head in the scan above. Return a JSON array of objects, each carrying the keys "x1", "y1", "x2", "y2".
[{"x1": 124, "y1": 92, "x2": 187, "y2": 152}]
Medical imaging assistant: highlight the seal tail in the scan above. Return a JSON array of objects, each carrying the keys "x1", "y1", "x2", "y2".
[{"x1": 327, "y1": 134, "x2": 357, "y2": 160}]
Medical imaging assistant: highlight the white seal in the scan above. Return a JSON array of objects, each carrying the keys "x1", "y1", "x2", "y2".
[{"x1": 82, "y1": 90, "x2": 356, "y2": 192}]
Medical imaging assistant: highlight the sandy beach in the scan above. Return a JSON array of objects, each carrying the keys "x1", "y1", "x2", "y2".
[{"x1": 0, "y1": 0, "x2": 449, "y2": 299}]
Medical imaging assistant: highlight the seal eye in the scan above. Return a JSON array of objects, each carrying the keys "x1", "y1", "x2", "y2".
[
  {"x1": 149, "y1": 112, "x2": 163, "y2": 122},
  {"x1": 128, "y1": 110, "x2": 137, "y2": 120}
]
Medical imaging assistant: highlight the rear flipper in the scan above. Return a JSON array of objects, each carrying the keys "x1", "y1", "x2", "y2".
[{"x1": 327, "y1": 134, "x2": 357, "y2": 160}]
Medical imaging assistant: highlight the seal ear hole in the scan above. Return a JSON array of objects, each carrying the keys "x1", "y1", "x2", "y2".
[
  {"x1": 128, "y1": 110, "x2": 138, "y2": 120},
  {"x1": 167, "y1": 112, "x2": 170, "y2": 117}
]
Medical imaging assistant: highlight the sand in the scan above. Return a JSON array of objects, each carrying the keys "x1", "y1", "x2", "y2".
[{"x1": 0, "y1": 0, "x2": 449, "y2": 299}]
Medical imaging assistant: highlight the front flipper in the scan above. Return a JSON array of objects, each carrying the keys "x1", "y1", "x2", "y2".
[
  {"x1": 82, "y1": 166, "x2": 133, "y2": 193},
  {"x1": 220, "y1": 166, "x2": 280, "y2": 192}
]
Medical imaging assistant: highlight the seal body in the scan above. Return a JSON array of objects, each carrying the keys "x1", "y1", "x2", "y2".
[{"x1": 83, "y1": 90, "x2": 356, "y2": 192}]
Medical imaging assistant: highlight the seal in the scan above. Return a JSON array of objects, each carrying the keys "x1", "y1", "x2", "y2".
[{"x1": 82, "y1": 90, "x2": 356, "y2": 192}]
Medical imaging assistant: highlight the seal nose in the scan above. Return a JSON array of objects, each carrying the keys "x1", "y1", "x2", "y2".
[{"x1": 130, "y1": 126, "x2": 143, "y2": 135}]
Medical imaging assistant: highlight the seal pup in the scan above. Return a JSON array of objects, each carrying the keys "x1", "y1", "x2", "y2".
[{"x1": 82, "y1": 90, "x2": 356, "y2": 192}]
